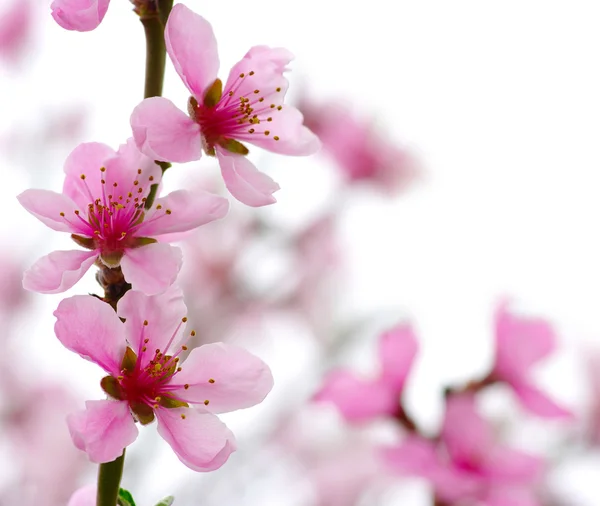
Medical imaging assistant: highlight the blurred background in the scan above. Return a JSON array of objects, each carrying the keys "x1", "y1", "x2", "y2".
[{"x1": 2, "y1": 1, "x2": 600, "y2": 505}]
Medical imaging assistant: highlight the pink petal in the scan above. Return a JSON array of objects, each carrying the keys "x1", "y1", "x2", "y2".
[
  {"x1": 62, "y1": 142, "x2": 115, "y2": 209},
  {"x1": 494, "y1": 301, "x2": 556, "y2": 384},
  {"x1": 378, "y1": 325, "x2": 418, "y2": 391},
  {"x1": 0, "y1": 0, "x2": 32, "y2": 64},
  {"x1": 442, "y1": 393, "x2": 492, "y2": 463},
  {"x1": 23, "y1": 249, "x2": 97, "y2": 294},
  {"x1": 67, "y1": 485, "x2": 95, "y2": 506},
  {"x1": 120, "y1": 242, "x2": 182, "y2": 295},
  {"x1": 117, "y1": 287, "x2": 187, "y2": 363},
  {"x1": 512, "y1": 382, "x2": 573, "y2": 419},
  {"x1": 216, "y1": 148, "x2": 279, "y2": 207},
  {"x1": 483, "y1": 445, "x2": 543, "y2": 483},
  {"x1": 484, "y1": 488, "x2": 542, "y2": 506},
  {"x1": 137, "y1": 190, "x2": 229, "y2": 237},
  {"x1": 313, "y1": 370, "x2": 398, "y2": 422},
  {"x1": 67, "y1": 400, "x2": 138, "y2": 463},
  {"x1": 165, "y1": 3, "x2": 219, "y2": 98},
  {"x1": 243, "y1": 45, "x2": 294, "y2": 73},
  {"x1": 171, "y1": 343, "x2": 274, "y2": 413},
  {"x1": 382, "y1": 436, "x2": 440, "y2": 477},
  {"x1": 102, "y1": 137, "x2": 162, "y2": 195},
  {"x1": 156, "y1": 407, "x2": 236, "y2": 472},
  {"x1": 17, "y1": 189, "x2": 82, "y2": 233},
  {"x1": 51, "y1": 0, "x2": 110, "y2": 32},
  {"x1": 54, "y1": 294, "x2": 126, "y2": 376},
  {"x1": 238, "y1": 105, "x2": 320, "y2": 156},
  {"x1": 131, "y1": 97, "x2": 201, "y2": 163}
]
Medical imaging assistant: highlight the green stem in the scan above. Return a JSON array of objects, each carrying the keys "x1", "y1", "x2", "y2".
[
  {"x1": 97, "y1": 450, "x2": 125, "y2": 506},
  {"x1": 140, "y1": 0, "x2": 174, "y2": 209}
]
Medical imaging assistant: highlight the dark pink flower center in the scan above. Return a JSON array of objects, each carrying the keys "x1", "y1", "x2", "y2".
[
  {"x1": 59, "y1": 167, "x2": 171, "y2": 265},
  {"x1": 188, "y1": 71, "x2": 284, "y2": 153}
]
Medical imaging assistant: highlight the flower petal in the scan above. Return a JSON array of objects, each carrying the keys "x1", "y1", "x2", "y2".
[
  {"x1": 483, "y1": 445, "x2": 543, "y2": 483},
  {"x1": 51, "y1": 0, "x2": 110, "y2": 32},
  {"x1": 313, "y1": 371, "x2": 398, "y2": 422},
  {"x1": 378, "y1": 325, "x2": 418, "y2": 391},
  {"x1": 137, "y1": 190, "x2": 229, "y2": 237},
  {"x1": 23, "y1": 249, "x2": 97, "y2": 294},
  {"x1": 67, "y1": 485, "x2": 95, "y2": 506},
  {"x1": 102, "y1": 137, "x2": 162, "y2": 197},
  {"x1": 512, "y1": 382, "x2": 573, "y2": 419},
  {"x1": 216, "y1": 149, "x2": 279, "y2": 207},
  {"x1": 238, "y1": 105, "x2": 321, "y2": 156},
  {"x1": 131, "y1": 97, "x2": 201, "y2": 163},
  {"x1": 17, "y1": 189, "x2": 83, "y2": 233},
  {"x1": 67, "y1": 400, "x2": 138, "y2": 463},
  {"x1": 165, "y1": 3, "x2": 219, "y2": 98},
  {"x1": 156, "y1": 407, "x2": 235, "y2": 472},
  {"x1": 383, "y1": 436, "x2": 439, "y2": 476},
  {"x1": 171, "y1": 343, "x2": 273, "y2": 413},
  {"x1": 118, "y1": 287, "x2": 187, "y2": 361},
  {"x1": 62, "y1": 142, "x2": 115, "y2": 209},
  {"x1": 493, "y1": 301, "x2": 556, "y2": 384},
  {"x1": 441, "y1": 393, "x2": 492, "y2": 463},
  {"x1": 54, "y1": 294, "x2": 126, "y2": 375},
  {"x1": 120, "y1": 242, "x2": 182, "y2": 295}
]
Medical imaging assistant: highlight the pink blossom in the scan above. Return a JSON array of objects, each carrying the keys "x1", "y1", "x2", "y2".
[
  {"x1": 0, "y1": 0, "x2": 32, "y2": 63},
  {"x1": 18, "y1": 139, "x2": 229, "y2": 295},
  {"x1": 313, "y1": 325, "x2": 418, "y2": 422},
  {"x1": 54, "y1": 290, "x2": 273, "y2": 471},
  {"x1": 131, "y1": 4, "x2": 320, "y2": 207},
  {"x1": 51, "y1": 0, "x2": 110, "y2": 32},
  {"x1": 492, "y1": 302, "x2": 572, "y2": 419},
  {"x1": 299, "y1": 98, "x2": 417, "y2": 193},
  {"x1": 385, "y1": 394, "x2": 543, "y2": 505}
]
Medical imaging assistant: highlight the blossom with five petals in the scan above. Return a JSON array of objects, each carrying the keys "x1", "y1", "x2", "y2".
[
  {"x1": 491, "y1": 302, "x2": 572, "y2": 419},
  {"x1": 51, "y1": 0, "x2": 110, "y2": 32},
  {"x1": 18, "y1": 139, "x2": 229, "y2": 295},
  {"x1": 313, "y1": 325, "x2": 418, "y2": 422},
  {"x1": 54, "y1": 289, "x2": 273, "y2": 471},
  {"x1": 131, "y1": 4, "x2": 320, "y2": 207}
]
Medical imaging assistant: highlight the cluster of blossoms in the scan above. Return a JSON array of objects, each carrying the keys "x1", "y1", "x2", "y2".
[
  {"x1": 19, "y1": 2, "x2": 322, "y2": 504},
  {"x1": 313, "y1": 304, "x2": 572, "y2": 505}
]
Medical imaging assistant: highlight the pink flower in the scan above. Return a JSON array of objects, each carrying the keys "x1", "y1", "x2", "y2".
[
  {"x1": 18, "y1": 139, "x2": 229, "y2": 295},
  {"x1": 54, "y1": 290, "x2": 274, "y2": 471},
  {"x1": 313, "y1": 325, "x2": 418, "y2": 422},
  {"x1": 51, "y1": 0, "x2": 110, "y2": 32},
  {"x1": 492, "y1": 302, "x2": 572, "y2": 419},
  {"x1": 0, "y1": 0, "x2": 32, "y2": 63},
  {"x1": 131, "y1": 4, "x2": 320, "y2": 207},
  {"x1": 385, "y1": 394, "x2": 543, "y2": 504},
  {"x1": 299, "y1": 98, "x2": 418, "y2": 193}
]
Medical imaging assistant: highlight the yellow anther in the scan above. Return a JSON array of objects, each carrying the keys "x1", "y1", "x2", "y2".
[
  {"x1": 274, "y1": 136, "x2": 280, "y2": 141},
  {"x1": 184, "y1": 384, "x2": 189, "y2": 389},
  {"x1": 208, "y1": 378, "x2": 215, "y2": 384},
  {"x1": 60, "y1": 212, "x2": 65, "y2": 217},
  {"x1": 165, "y1": 209, "x2": 172, "y2": 215},
  {"x1": 180, "y1": 414, "x2": 186, "y2": 419},
  {"x1": 204, "y1": 400, "x2": 210, "y2": 405},
  {"x1": 182, "y1": 317, "x2": 188, "y2": 323},
  {"x1": 190, "y1": 330, "x2": 196, "y2": 337}
]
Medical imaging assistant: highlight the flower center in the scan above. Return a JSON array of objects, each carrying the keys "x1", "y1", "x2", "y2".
[
  {"x1": 101, "y1": 318, "x2": 198, "y2": 425},
  {"x1": 188, "y1": 71, "x2": 284, "y2": 155}
]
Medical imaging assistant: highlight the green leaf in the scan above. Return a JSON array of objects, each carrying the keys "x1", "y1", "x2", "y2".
[
  {"x1": 118, "y1": 488, "x2": 137, "y2": 506},
  {"x1": 154, "y1": 496, "x2": 175, "y2": 506}
]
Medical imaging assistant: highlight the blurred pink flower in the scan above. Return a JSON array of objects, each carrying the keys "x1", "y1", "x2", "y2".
[
  {"x1": 2, "y1": 372, "x2": 89, "y2": 506},
  {"x1": 54, "y1": 290, "x2": 273, "y2": 471},
  {"x1": 51, "y1": 0, "x2": 109, "y2": 32},
  {"x1": 314, "y1": 325, "x2": 418, "y2": 422},
  {"x1": 0, "y1": 258, "x2": 27, "y2": 314},
  {"x1": 131, "y1": 4, "x2": 320, "y2": 207},
  {"x1": 385, "y1": 394, "x2": 543, "y2": 505},
  {"x1": 300, "y1": 98, "x2": 417, "y2": 193},
  {"x1": 0, "y1": 0, "x2": 32, "y2": 63},
  {"x1": 18, "y1": 139, "x2": 228, "y2": 295},
  {"x1": 492, "y1": 302, "x2": 572, "y2": 419}
]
